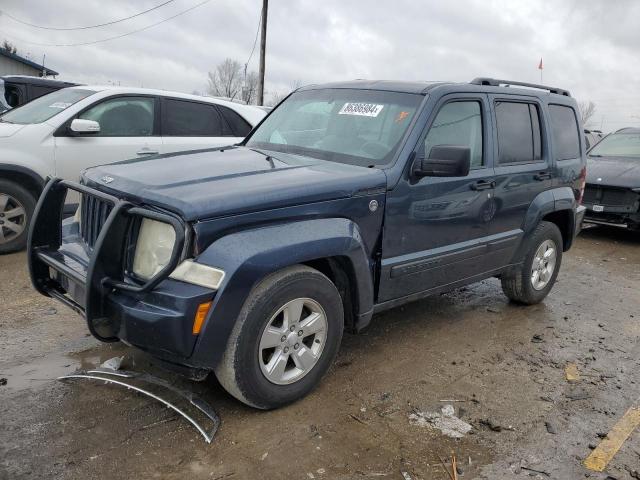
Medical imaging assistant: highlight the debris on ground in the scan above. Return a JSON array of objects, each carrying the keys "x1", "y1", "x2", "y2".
[
  {"x1": 100, "y1": 356, "x2": 124, "y2": 371},
  {"x1": 545, "y1": 421, "x2": 557, "y2": 434},
  {"x1": 531, "y1": 334, "x2": 545, "y2": 343},
  {"x1": 564, "y1": 363, "x2": 580, "y2": 382},
  {"x1": 408, "y1": 404, "x2": 472, "y2": 438},
  {"x1": 478, "y1": 419, "x2": 514, "y2": 432},
  {"x1": 0, "y1": 377, "x2": 7, "y2": 386}
]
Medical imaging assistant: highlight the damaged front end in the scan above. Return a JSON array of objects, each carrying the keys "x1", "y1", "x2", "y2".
[{"x1": 28, "y1": 179, "x2": 217, "y2": 366}]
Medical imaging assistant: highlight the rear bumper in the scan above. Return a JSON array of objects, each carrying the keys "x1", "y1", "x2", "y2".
[{"x1": 28, "y1": 179, "x2": 214, "y2": 363}]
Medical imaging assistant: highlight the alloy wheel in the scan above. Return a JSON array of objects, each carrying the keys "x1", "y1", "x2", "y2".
[
  {"x1": 258, "y1": 297, "x2": 328, "y2": 385},
  {"x1": 0, "y1": 193, "x2": 27, "y2": 245},
  {"x1": 530, "y1": 239, "x2": 557, "y2": 290}
]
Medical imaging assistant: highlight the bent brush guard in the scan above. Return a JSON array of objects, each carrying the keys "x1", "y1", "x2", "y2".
[{"x1": 58, "y1": 369, "x2": 220, "y2": 443}]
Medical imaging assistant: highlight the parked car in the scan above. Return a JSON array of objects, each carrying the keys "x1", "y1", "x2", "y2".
[
  {"x1": 582, "y1": 127, "x2": 640, "y2": 230},
  {"x1": 0, "y1": 86, "x2": 266, "y2": 252},
  {"x1": 584, "y1": 128, "x2": 604, "y2": 150},
  {"x1": 29, "y1": 78, "x2": 586, "y2": 409},
  {"x1": 0, "y1": 75, "x2": 79, "y2": 113}
]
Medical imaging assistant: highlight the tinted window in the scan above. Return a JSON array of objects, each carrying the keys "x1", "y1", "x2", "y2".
[
  {"x1": 80, "y1": 96, "x2": 154, "y2": 136},
  {"x1": 549, "y1": 104, "x2": 580, "y2": 160},
  {"x1": 424, "y1": 101, "x2": 483, "y2": 168},
  {"x1": 29, "y1": 85, "x2": 57, "y2": 101},
  {"x1": 495, "y1": 101, "x2": 543, "y2": 164},
  {"x1": 217, "y1": 105, "x2": 252, "y2": 136},
  {"x1": 163, "y1": 99, "x2": 224, "y2": 136}
]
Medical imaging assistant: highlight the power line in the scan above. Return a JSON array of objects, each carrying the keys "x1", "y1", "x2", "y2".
[
  {"x1": 244, "y1": 3, "x2": 263, "y2": 69},
  {"x1": 0, "y1": 0, "x2": 177, "y2": 31},
  {"x1": 0, "y1": 0, "x2": 211, "y2": 47}
]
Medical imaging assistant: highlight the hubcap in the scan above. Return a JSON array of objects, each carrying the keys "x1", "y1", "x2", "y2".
[
  {"x1": 258, "y1": 297, "x2": 328, "y2": 385},
  {"x1": 0, "y1": 193, "x2": 27, "y2": 245},
  {"x1": 531, "y1": 239, "x2": 557, "y2": 290}
]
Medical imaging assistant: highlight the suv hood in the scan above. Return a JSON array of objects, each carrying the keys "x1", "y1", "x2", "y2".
[
  {"x1": 0, "y1": 122, "x2": 27, "y2": 137},
  {"x1": 83, "y1": 146, "x2": 387, "y2": 221},
  {"x1": 586, "y1": 156, "x2": 640, "y2": 189}
]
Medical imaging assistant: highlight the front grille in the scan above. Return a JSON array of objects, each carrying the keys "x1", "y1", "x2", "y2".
[
  {"x1": 583, "y1": 185, "x2": 639, "y2": 208},
  {"x1": 80, "y1": 194, "x2": 113, "y2": 248}
]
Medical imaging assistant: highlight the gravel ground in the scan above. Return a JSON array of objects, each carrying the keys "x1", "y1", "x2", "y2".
[{"x1": 1, "y1": 224, "x2": 639, "y2": 480}]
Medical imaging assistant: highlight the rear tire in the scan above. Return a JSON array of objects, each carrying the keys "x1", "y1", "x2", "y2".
[
  {"x1": 501, "y1": 221, "x2": 563, "y2": 305},
  {"x1": 214, "y1": 265, "x2": 344, "y2": 409},
  {"x1": 0, "y1": 180, "x2": 36, "y2": 254}
]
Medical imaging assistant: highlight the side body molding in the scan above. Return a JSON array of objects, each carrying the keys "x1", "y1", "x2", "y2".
[{"x1": 189, "y1": 218, "x2": 375, "y2": 369}]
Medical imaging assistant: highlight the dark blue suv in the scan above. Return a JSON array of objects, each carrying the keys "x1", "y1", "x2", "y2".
[{"x1": 29, "y1": 78, "x2": 587, "y2": 409}]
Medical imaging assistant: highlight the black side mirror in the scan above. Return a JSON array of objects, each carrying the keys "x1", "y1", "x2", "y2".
[{"x1": 413, "y1": 145, "x2": 471, "y2": 178}]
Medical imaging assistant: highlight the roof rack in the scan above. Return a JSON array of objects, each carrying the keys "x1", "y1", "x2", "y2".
[{"x1": 470, "y1": 77, "x2": 571, "y2": 97}]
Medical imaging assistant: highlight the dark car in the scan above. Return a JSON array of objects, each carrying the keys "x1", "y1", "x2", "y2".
[
  {"x1": 583, "y1": 127, "x2": 640, "y2": 230},
  {"x1": 28, "y1": 77, "x2": 586, "y2": 409},
  {"x1": 0, "y1": 75, "x2": 79, "y2": 113}
]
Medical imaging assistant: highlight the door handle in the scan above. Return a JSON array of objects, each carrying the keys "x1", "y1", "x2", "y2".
[
  {"x1": 136, "y1": 149, "x2": 158, "y2": 155},
  {"x1": 533, "y1": 171, "x2": 552, "y2": 181},
  {"x1": 470, "y1": 180, "x2": 495, "y2": 191}
]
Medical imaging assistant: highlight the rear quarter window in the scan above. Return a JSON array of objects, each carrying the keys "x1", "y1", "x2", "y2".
[
  {"x1": 549, "y1": 104, "x2": 580, "y2": 160},
  {"x1": 217, "y1": 105, "x2": 252, "y2": 136}
]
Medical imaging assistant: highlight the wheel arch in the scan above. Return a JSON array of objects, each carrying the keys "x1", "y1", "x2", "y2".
[
  {"x1": 0, "y1": 164, "x2": 46, "y2": 199},
  {"x1": 522, "y1": 187, "x2": 577, "y2": 252},
  {"x1": 189, "y1": 218, "x2": 375, "y2": 369}
]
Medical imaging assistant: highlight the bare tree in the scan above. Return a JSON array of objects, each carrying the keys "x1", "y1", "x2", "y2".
[
  {"x1": 241, "y1": 71, "x2": 259, "y2": 105},
  {"x1": 578, "y1": 100, "x2": 597, "y2": 128},
  {"x1": 266, "y1": 80, "x2": 304, "y2": 107},
  {"x1": 207, "y1": 58, "x2": 242, "y2": 100},
  {"x1": 2, "y1": 40, "x2": 17, "y2": 54}
]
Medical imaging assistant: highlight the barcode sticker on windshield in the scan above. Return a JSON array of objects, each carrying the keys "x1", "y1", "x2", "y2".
[
  {"x1": 49, "y1": 102, "x2": 72, "y2": 109},
  {"x1": 339, "y1": 103, "x2": 384, "y2": 117}
]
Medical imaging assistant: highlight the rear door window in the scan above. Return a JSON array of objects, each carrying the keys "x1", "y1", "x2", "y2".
[
  {"x1": 495, "y1": 101, "x2": 543, "y2": 164},
  {"x1": 162, "y1": 99, "x2": 225, "y2": 136},
  {"x1": 549, "y1": 104, "x2": 580, "y2": 160}
]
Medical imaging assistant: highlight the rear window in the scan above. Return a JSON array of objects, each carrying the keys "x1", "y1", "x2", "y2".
[
  {"x1": 549, "y1": 104, "x2": 580, "y2": 160},
  {"x1": 162, "y1": 99, "x2": 225, "y2": 136},
  {"x1": 0, "y1": 88, "x2": 93, "y2": 124},
  {"x1": 495, "y1": 101, "x2": 543, "y2": 164},
  {"x1": 217, "y1": 105, "x2": 252, "y2": 136}
]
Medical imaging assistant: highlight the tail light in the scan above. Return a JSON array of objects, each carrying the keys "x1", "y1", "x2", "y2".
[{"x1": 577, "y1": 166, "x2": 587, "y2": 204}]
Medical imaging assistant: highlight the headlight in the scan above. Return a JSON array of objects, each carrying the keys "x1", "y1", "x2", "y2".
[
  {"x1": 169, "y1": 260, "x2": 225, "y2": 290},
  {"x1": 132, "y1": 218, "x2": 176, "y2": 279}
]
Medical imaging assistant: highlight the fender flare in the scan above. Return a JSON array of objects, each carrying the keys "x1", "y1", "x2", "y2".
[
  {"x1": 516, "y1": 186, "x2": 578, "y2": 260},
  {"x1": 189, "y1": 218, "x2": 374, "y2": 369}
]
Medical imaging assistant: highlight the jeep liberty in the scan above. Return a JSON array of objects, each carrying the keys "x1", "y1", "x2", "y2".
[{"x1": 29, "y1": 78, "x2": 587, "y2": 409}]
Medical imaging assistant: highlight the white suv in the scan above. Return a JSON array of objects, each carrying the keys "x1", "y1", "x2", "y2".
[{"x1": 0, "y1": 86, "x2": 266, "y2": 253}]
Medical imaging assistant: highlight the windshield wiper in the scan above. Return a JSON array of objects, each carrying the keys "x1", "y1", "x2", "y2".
[{"x1": 589, "y1": 154, "x2": 602, "y2": 157}]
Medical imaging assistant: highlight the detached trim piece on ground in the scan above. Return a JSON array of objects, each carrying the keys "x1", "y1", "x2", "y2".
[{"x1": 58, "y1": 369, "x2": 220, "y2": 443}]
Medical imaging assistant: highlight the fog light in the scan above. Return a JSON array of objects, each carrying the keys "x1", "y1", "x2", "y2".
[{"x1": 193, "y1": 301, "x2": 212, "y2": 335}]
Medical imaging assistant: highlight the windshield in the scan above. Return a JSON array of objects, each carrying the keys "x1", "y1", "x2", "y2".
[
  {"x1": 0, "y1": 88, "x2": 94, "y2": 125},
  {"x1": 246, "y1": 88, "x2": 423, "y2": 167},
  {"x1": 589, "y1": 132, "x2": 640, "y2": 158}
]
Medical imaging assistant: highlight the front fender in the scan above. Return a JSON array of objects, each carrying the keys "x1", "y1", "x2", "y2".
[{"x1": 189, "y1": 218, "x2": 374, "y2": 369}]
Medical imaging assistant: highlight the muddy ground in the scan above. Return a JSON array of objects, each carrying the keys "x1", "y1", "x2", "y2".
[{"x1": 1, "y1": 225, "x2": 639, "y2": 480}]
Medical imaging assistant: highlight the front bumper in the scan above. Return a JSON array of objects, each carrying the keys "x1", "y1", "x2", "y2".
[{"x1": 28, "y1": 179, "x2": 215, "y2": 363}]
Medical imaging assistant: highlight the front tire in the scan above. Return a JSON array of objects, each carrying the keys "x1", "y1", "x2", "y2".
[
  {"x1": 214, "y1": 265, "x2": 344, "y2": 409},
  {"x1": 501, "y1": 221, "x2": 563, "y2": 305},
  {"x1": 0, "y1": 180, "x2": 36, "y2": 254}
]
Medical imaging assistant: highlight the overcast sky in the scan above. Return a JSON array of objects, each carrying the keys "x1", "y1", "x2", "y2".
[{"x1": 1, "y1": 0, "x2": 638, "y2": 131}]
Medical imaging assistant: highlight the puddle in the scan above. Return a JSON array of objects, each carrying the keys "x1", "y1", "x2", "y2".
[{"x1": 0, "y1": 344, "x2": 129, "y2": 393}]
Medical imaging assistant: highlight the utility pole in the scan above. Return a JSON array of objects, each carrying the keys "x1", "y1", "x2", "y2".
[{"x1": 257, "y1": 0, "x2": 268, "y2": 106}]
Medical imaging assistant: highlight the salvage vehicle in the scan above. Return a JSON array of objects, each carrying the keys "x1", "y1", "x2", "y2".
[
  {"x1": 0, "y1": 86, "x2": 266, "y2": 253},
  {"x1": 29, "y1": 78, "x2": 587, "y2": 409},
  {"x1": 0, "y1": 75, "x2": 79, "y2": 113},
  {"x1": 582, "y1": 127, "x2": 640, "y2": 230}
]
